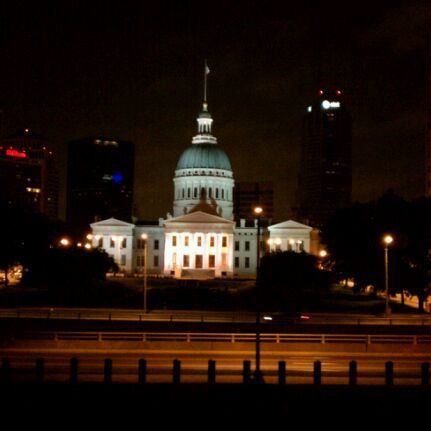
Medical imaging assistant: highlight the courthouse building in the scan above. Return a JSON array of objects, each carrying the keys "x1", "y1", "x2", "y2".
[{"x1": 91, "y1": 87, "x2": 317, "y2": 278}]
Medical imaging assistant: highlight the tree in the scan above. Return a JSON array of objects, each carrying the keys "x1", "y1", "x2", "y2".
[
  {"x1": 257, "y1": 251, "x2": 329, "y2": 312},
  {"x1": 321, "y1": 192, "x2": 431, "y2": 311}
]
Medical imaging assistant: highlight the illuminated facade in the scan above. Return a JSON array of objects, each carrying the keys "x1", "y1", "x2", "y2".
[
  {"x1": 0, "y1": 129, "x2": 59, "y2": 219},
  {"x1": 296, "y1": 89, "x2": 352, "y2": 227},
  {"x1": 90, "y1": 72, "x2": 315, "y2": 278}
]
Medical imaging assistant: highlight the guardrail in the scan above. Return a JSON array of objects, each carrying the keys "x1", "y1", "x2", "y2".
[
  {"x1": 1, "y1": 357, "x2": 430, "y2": 386},
  {"x1": 8, "y1": 331, "x2": 431, "y2": 345},
  {"x1": 1, "y1": 308, "x2": 431, "y2": 325}
]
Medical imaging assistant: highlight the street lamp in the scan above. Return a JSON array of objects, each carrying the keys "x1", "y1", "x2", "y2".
[
  {"x1": 141, "y1": 233, "x2": 148, "y2": 313},
  {"x1": 383, "y1": 234, "x2": 394, "y2": 316},
  {"x1": 253, "y1": 206, "x2": 263, "y2": 383}
]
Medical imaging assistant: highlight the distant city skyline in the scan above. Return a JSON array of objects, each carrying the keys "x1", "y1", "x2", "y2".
[{"x1": 0, "y1": 1, "x2": 429, "y2": 222}]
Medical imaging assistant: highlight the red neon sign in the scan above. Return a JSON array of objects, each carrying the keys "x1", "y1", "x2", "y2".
[{"x1": 6, "y1": 149, "x2": 27, "y2": 158}]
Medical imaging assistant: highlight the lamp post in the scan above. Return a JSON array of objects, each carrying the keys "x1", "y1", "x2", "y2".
[
  {"x1": 253, "y1": 206, "x2": 263, "y2": 383},
  {"x1": 141, "y1": 233, "x2": 148, "y2": 313},
  {"x1": 383, "y1": 234, "x2": 394, "y2": 316}
]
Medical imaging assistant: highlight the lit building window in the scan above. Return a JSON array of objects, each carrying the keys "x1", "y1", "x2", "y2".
[
  {"x1": 221, "y1": 253, "x2": 227, "y2": 267},
  {"x1": 121, "y1": 238, "x2": 127, "y2": 249},
  {"x1": 183, "y1": 255, "x2": 190, "y2": 267},
  {"x1": 195, "y1": 254, "x2": 203, "y2": 268},
  {"x1": 210, "y1": 236, "x2": 215, "y2": 247},
  {"x1": 197, "y1": 236, "x2": 202, "y2": 247},
  {"x1": 209, "y1": 255, "x2": 215, "y2": 268},
  {"x1": 184, "y1": 236, "x2": 189, "y2": 247},
  {"x1": 222, "y1": 237, "x2": 227, "y2": 247},
  {"x1": 172, "y1": 236, "x2": 177, "y2": 247},
  {"x1": 121, "y1": 255, "x2": 126, "y2": 265}
]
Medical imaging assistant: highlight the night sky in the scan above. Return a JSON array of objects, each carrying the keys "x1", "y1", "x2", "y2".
[{"x1": 0, "y1": 1, "x2": 430, "y2": 222}]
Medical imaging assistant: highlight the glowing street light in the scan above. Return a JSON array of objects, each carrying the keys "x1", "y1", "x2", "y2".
[
  {"x1": 253, "y1": 206, "x2": 263, "y2": 383},
  {"x1": 383, "y1": 234, "x2": 394, "y2": 316},
  {"x1": 141, "y1": 233, "x2": 148, "y2": 313},
  {"x1": 59, "y1": 238, "x2": 70, "y2": 247}
]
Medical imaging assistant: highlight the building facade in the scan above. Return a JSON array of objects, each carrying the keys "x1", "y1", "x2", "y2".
[
  {"x1": 234, "y1": 181, "x2": 274, "y2": 223},
  {"x1": 0, "y1": 129, "x2": 59, "y2": 219},
  {"x1": 67, "y1": 136, "x2": 134, "y2": 235},
  {"x1": 296, "y1": 89, "x2": 352, "y2": 228},
  {"x1": 91, "y1": 89, "x2": 316, "y2": 278}
]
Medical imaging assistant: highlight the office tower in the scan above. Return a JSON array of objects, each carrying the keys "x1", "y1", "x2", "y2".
[
  {"x1": 234, "y1": 181, "x2": 274, "y2": 222},
  {"x1": 0, "y1": 129, "x2": 59, "y2": 219},
  {"x1": 66, "y1": 136, "x2": 134, "y2": 234},
  {"x1": 297, "y1": 89, "x2": 352, "y2": 227}
]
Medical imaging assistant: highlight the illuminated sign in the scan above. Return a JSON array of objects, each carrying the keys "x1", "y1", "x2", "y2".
[
  {"x1": 321, "y1": 100, "x2": 340, "y2": 110},
  {"x1": 6, "y1": 149, "x2": 27, "y2": 158}
]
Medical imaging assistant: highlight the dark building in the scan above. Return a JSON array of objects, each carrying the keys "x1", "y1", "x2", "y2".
[
  {"x1": 296, "y1": 89, "x2": 352, "y2": 227},
  {"x1": 234, "y1": 181, "x2": 274, "y2": 222},
  {"x1": 66, "y1": 136, "x2": 134, "y2": 235},
  {"x1": 0, "y1": 129, "x2": 59, "y2": 219}
]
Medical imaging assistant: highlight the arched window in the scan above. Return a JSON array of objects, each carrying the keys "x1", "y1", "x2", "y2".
[
  {"x1": 194, "y1": 187, "x2": 198, "y2": 198},
  {"x1": 187, "y1": 188, "x2": 191, "y2": 198},
  {"x1": 182, "y1": 189, "x2": 185, "y2": 198},
  {"x1": 221, "y1": 189, "x2": 225, "y2": 199},
  {"x1": 209, "y1": 188, "x2": 212, "y2": 198},
  {"x1": 216, "y1": 188, "x2": 219, "y2": 198}
]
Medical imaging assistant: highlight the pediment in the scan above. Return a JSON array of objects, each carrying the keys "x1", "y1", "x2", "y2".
[
  {"x1": 90, "y1": 217, "x2": 135, "y2": 228},
  {"x1": 269, "y1": 219, "x2": 312, "y2": 230},
  {"x1": 165, "y1": 211, "x2": 235, "y2": 225}
]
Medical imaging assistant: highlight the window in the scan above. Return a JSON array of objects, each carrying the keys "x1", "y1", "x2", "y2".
[
  {"x1": 172, "y1": 236, "x2": 177, "y2": 247},
  {"x1": 184, "y1": 236, "x2": 189, "y2": 246},
  {"x1": 187, "y1": 188, "x2": 191, "y2": 198},
  {"x1": 194, "y1": 187, "x2": 198, "y2": 198},
  {"x1": 182, "y1": 189, "x2": 185, "y2": 198},
  {"x1": 221, "y1": 253, "x2": 227, "y2": 267},
  {"x1": 235, "y1": 241, "x2": 240, "y2": 251},
  {"x1": 222, "y1": 237, "x2": 227, "y2": 247},
  {"x1": 197, "y1": 236, "x2": 202, "y2": 247},
  {"x1": 245, "y1": 241, "x2": 250, "y2": 251},
  {"x1": 208, "y1": 255, "x2": 215, "y2": 268},
  {"x1": 234, "y1": 257, "x2": 239, "y2": 268},
  {"x1": 121, "y1": 238, "x2": 127, "y2": 249},
  {"x1": 216, "y1": 188, "x2": 219, "y2": 198},
  {"x1": 172, "y1": 253, "x2": 177, "y2": 266},
  {"x1": 136, "y1": 255, "x2": 142, "y2": 266},
  {"x1": 183, "y1": 255, "x2": 190, "y2": 267},
  {"x1": 154, "y1": 239, "x2": 159, "y2": 250},
  {"x1": 210, "y1": 236, "x2": 215, "y2": 247},
  {"x1": 222, "y1": 189, "x2": 225, "y2": 199},
  {"x1": 98, "y1": 237, "x2": 103, "y2": 248},
  {"x1": 209, "y1": 188, "x2": 212, "y2": 198},
  {"x1": 121, "y1": 255, "x2": 126, "y2": 266},
  {"x1": 245, "y1": 257, "x2": 250, "y2": 268},
  {"x1": 110, "y1": 238, "x2": 115, "y2": 248},
  {"x1": 154, "y1": 255, "x2": 159, "y2": 267},
  {"x1": 195, "y1": 255, "x2": 203, "y2": 269}
]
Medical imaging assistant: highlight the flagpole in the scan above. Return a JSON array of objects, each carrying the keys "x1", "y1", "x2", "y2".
[{"x1": 204, "y1": 60, "x2": 208, "y2": 103}]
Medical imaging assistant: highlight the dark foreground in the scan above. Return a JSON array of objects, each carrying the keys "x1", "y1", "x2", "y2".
[{"x1": 1, "y1": 383, "x2": 429, "y2": 426}]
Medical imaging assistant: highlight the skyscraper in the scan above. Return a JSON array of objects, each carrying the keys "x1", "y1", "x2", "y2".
[
  {"x1": 0, "y1": 129, "x2": 59, "y2": 219},
  {"x1": 66, "y1": 136, "x2": 134, "y2": 235},
  {"x1": 296, "y1": 89, "x2": 352, "y2": 227},
  {"x1": 234, "y1": 181, "x2": 274, "y2": 222}
]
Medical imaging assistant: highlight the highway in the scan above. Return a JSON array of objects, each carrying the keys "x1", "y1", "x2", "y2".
[{"x1": 1, "y1": 306, "x2": 431, "y2": 326}]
